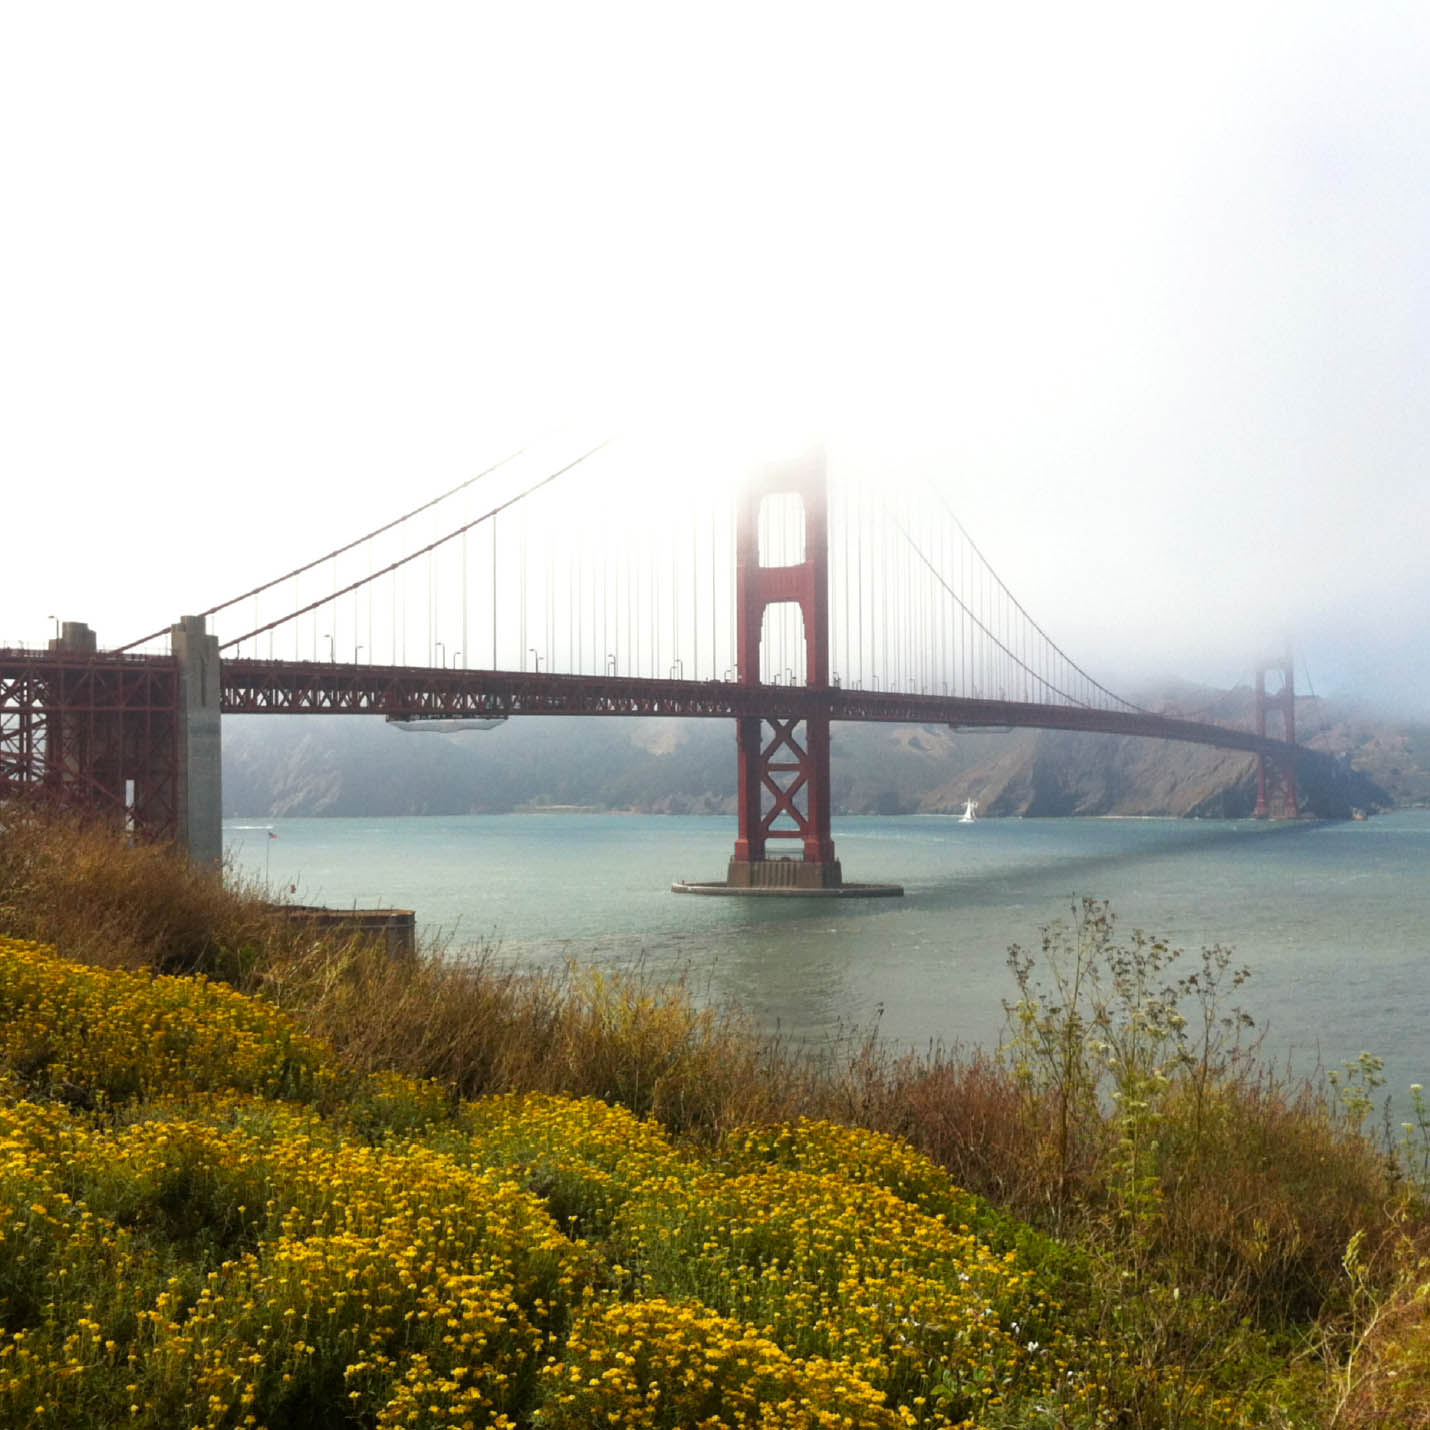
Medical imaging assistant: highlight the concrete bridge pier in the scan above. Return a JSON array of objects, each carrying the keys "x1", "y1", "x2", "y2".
[{"x1": 171, "y1": 615, "x2": 223, "y2": 867}]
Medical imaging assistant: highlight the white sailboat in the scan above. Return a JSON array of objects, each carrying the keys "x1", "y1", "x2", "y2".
[{"x1": 959, "y1": 798, "x2": 979, "y2": 824}]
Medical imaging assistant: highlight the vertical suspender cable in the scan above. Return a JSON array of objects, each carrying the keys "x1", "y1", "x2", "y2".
[
  {"x1": 672, "y1": 495, "x2": 680, "y2": 678},
  {"x1": 709, "y1": 491, "x2": 716, "y2": 681},
  {"x1": 856, "y1": 478, "x2": 863, "y2": 686}
]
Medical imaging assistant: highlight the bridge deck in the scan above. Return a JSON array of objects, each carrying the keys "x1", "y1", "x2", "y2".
[
  {"x1": 217, "y1": 658, "x2": 1319, "y2": 765},
  {"x1": 0, "y1": 647, "x2": 1321, "y2": 766}
]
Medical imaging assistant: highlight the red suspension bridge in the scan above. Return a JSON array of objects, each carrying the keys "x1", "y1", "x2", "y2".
[{"x1": 1, "y1": 440, "x2": 1319, "y2": 893}]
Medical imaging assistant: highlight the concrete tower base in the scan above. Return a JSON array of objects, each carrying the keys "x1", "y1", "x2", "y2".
[
  {"x1": 671, "y1": 878, "x2": 904, "y2": 898},
  {"x1": 673, "y1": 857, "x2": 902, "y2": 898}
]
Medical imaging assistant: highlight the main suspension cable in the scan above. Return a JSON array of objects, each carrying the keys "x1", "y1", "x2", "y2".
[
  {"x1": 885, "y1": 491, "x2": 1144, "y2": 712},
  {"x1": 218, "y1": 437, "x2": 615, "y2": 653},
  {"x1": 914, "y1": 478, "x2": 1149, "y2": 713},
  {"x1": 113, "y1": 443, "x2": 534, "y2": 652}
]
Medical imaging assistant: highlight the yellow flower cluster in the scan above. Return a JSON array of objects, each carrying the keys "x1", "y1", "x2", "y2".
[
  {"x1": 0, "y1": 1080, "x2": 587, "y2": 1427},
  {"x1": 343, "y1": 1068, "x2": 455, "y2": 1140},
  {"x1": 142, "y1": 1229, "x2": 551, "y2": 1428},
  {"x1": 539, "y1": 1295, "x2": 904, "y2": 1428},
  {"x1": 615, "y1": 1161, "x2": 1049, "y2": 1418},
  {"x1": 725, "y1": 1119, "x2": 983, "y2": 1227},
  {"x1": 0, "y1": 936, "x2": 333, "y2": 1105},
  {"x1": 464, "y1": 1092, "x2": 686, "y2": 1234}
]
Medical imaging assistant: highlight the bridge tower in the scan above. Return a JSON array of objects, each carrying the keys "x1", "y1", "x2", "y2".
[
  {"x1": 726, "y1": 447, "x2": 842, "y2": 890},
  {"x1": 1253, "y1": 653, "x2": 1299, "y2": 819}
]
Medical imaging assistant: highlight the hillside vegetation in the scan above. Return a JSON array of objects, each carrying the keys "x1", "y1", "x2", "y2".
[
  {"x1": 1, "y1": 814, "x2": 1428, "y2": 1427},
  {"x1": 222, "y1": 685, "x2": 1411, "y2": 820}
]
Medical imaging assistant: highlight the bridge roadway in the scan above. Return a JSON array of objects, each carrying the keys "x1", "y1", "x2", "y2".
[
  {"x1": 218, "y1": 656, "x2": 1323, "y2": 769},
  {"x1": 0, "y1": 646, "x2": 1327, "y2": 868},
  {"x1": 0, "y1": 648, "x2": 1322, "y2": 769}
]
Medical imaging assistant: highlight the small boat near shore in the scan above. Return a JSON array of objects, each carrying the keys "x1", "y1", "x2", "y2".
[{"x1": 959, "y1": 798, "x2": 979, "y2": 824}]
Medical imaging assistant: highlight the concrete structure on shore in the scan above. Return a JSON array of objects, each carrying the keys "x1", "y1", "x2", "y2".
[
  {"x1": 172, "y1": 615, "x2": 222, "y2": 868},
  {"x1": 268, "y1": 904, "x2": 417, "y2": 959}
]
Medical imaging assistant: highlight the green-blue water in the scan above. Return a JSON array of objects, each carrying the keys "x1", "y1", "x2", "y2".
[{"x1": 226, "y1": 811, "x2": 1430, "y2": 1103}]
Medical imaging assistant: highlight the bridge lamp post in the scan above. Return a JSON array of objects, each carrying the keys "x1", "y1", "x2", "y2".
[
  {"x1": 322, "y1": 634, "x2": 334, "y2": 662},
  {"x1": 355, "y1": 644, "x2": 363, "y2": 664},
  {"x1": 670, "y1": 660, "x2": 683, "y2": 681},
  {"x1": 606, "y1": 653, "x2": 617, "y2": 676},
  {"x1": 452, "y1": 650, "x2": 461, "y2": 669},
  {"x1": 435, "y1": 641, "x2": 446, "y2": 668},
  {"x1": 529, "y1": 648, "x2": 543, "y2": 673}
]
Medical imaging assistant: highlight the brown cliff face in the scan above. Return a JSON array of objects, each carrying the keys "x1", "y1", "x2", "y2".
[
  {"x1": 853, "y1": 682, "x2": 1394, "y2": 819},
  {"x1": 918, "y1": 730, "x2": 1262, "y2": 818}
]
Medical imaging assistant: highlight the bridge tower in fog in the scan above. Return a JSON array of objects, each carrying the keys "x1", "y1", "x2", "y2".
[
  {"x1": 1253, "y1": 653, "x2": 1299, "y2": 818},
  {"x1": 725, "y1": 448, "x2": 843, "y2": 890}
]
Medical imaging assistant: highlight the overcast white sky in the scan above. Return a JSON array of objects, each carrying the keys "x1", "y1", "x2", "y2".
[{"x1": 3, "y1": 3, "x2": 1428, "y2": 710}]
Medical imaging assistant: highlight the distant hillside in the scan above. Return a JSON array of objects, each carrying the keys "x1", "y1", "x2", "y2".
[{"x1": 222, "y1": 684, "x2": 1415, "y2": 819}]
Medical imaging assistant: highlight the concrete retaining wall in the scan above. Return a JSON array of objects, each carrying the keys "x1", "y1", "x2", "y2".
[{"x1": 268, "y1": 904, "x2": 417, "y2": 960}]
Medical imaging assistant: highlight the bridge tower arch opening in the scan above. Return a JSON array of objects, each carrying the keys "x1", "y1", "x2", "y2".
[{"x1": 758, "y1": 601, "x2": 808, "y2": 687}]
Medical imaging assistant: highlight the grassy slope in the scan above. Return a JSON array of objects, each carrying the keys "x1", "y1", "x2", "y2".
[{"x1": 1, "y1": 813, "x2": 1427, "y2": 1427}]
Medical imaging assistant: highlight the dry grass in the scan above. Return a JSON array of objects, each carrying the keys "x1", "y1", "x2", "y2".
[
  {"x1": 0, "y1": 807, "x2": 279, "y2": 977},
  {"x1": 1152, "y1": 1077, "x2": 1403, "y2": 1326},
  {"x1": 1328, "y1": 1232, "x2": 1430, "y2": 1428},
  {"x1": 256, "y1": 938, "x2": 820, "y2": 1138},
  {"x1": 825, "y1": 1044, "x2": 1054, "y2": 1212}
]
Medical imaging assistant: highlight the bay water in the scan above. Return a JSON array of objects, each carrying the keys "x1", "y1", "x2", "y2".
[{"x1": 226, "y1": 811, "x2": 1430, "y2": 1109}]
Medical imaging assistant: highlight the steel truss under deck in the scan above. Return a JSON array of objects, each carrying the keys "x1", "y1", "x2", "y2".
[{"x1": 0, "y1": 649, "x2": 180, "y2": 840}]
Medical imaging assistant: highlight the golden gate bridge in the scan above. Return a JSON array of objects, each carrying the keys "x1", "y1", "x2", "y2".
[{"x1": 0, "y1": 439, "x2": 1316, "y2": 894}]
